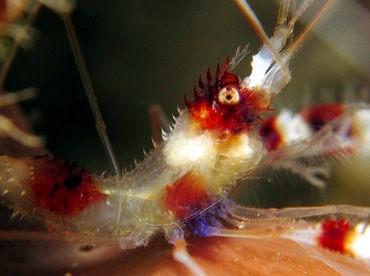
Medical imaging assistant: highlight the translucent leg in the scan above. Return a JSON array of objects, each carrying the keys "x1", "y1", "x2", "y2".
[
  {"x1": 211, "y1": 200, "x2": 370, "y2": 263},
  {"x1": 273, "y1": 160, "x2": 330, "y2": 188},
  {"x1": 222, "y1": 199, "x2": 370, "y2": 222},
  {"x1": 173, "y1": 239, "x2": 207, "y2": 276},
  {"x1": 194, "y1": 216, "x2": 370, "y2": 274}
]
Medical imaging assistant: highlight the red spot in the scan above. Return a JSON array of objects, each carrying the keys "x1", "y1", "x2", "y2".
[
  {"x1": 318, "y1": 219, "x2": 350, "y2": 254},
  {"x1": 31, "y1": 156, "x2": 106, "y2": 216},
  {"x1": 301, "y1": 103, "x2": 344, "y2": 131},
  {"x1": 163, "y1": 173, "x2": 211, "y2": 220},
  {"x1": 259, "y1": 116, "x2": 281, "y2": 151}
]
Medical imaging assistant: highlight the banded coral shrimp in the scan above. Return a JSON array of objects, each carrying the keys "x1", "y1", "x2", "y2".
[{"x1": 0, "y1": 0, "x2": 368, "y2": 274}]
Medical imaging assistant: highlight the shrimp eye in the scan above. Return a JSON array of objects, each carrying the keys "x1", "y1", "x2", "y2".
[{"x1": 217, "y1": 86, "x2": 240, "y2": 107}]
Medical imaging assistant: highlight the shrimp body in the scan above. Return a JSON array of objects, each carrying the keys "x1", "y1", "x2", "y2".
[
  {"x1": 1, "y1": 62, "x2": 369, "y2": 252},
  {"x1": 1, "y1": 1, "x2": 370, "y2": 274},
  {"x1": 0, "y1": 99, "x2": 264, "y2": 244}
]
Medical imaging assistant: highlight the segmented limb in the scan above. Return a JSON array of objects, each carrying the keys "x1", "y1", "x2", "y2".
[
  {"x1": 61, "y1": 12, "x2": 120, "y2": 177},
  {"x1": 185, "y1": 198, "x2": 370, "y2": 272},
  {"x1": 272, "y1": 159, "x2": 330, "y2": 188},
  {"x1": 221, "y1": 198, "x2": 370, "y2": 222},
  {"x1": 259, "y1": 105, "x2": 370, "y2": 188}
]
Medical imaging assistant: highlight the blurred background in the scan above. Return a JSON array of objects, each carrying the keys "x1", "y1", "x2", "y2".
[{"x1": 3, "y1": 0, "x2": 370, "y2": 208}]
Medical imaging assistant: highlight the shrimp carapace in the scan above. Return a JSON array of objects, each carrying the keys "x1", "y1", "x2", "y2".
[{"x1": 186, "y1": 63, "x2": 271, "y2": 134}]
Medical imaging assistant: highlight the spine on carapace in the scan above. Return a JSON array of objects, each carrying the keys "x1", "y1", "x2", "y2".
[{"x1": 0, "y1": 156, "x2": 34, "y2": 212}]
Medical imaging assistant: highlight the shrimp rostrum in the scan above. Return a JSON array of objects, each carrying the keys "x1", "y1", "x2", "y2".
[{"x1": 0, "y1": 0, "x2": 370, "y2": 275}]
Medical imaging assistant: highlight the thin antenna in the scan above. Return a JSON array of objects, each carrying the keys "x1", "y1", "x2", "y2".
[
  {"x1": 61, "y1": 12, "x2": 121, "y2": 177},
  {"x1": 233, "y1": 0, "x2": 290, "y2": 81},
  {"x1": 282, "y1": 0, "x2": 337, "y2": 62}
]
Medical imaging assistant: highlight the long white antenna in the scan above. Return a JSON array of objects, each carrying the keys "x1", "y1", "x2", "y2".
[{"x1": 62, "y1": 13, "x2": 121, "y2": 177}]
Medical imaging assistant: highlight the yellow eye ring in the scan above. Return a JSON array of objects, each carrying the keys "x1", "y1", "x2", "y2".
[{"x1": 217, "y1": 86, "x2": 240, "y2": 106}]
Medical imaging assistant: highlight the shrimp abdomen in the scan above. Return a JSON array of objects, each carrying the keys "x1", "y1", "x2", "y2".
[{"x1": 0, "y1": 155, "x2": 106, "y2": 219}]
